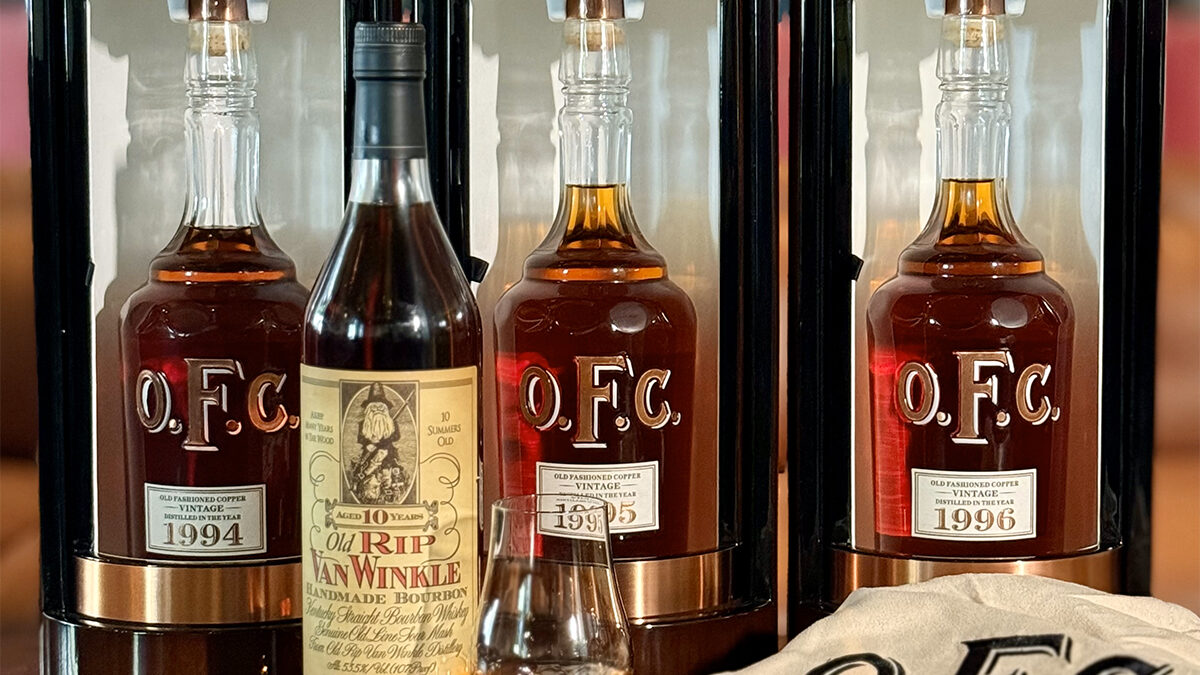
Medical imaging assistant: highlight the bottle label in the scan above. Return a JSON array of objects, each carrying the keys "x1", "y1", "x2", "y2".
[
  {"x1": 125, "y1": 356, "x2": 301, "y2": 561},
  {"x1": 911, "y1": 468, "x2": 1036, "y2": 541},
  {"x1": 144, "y1": 483, "x2": 266, "y2": 556},
  {"x1": 518, "y1": 356, "x2": 684, "y2": 448},
  {"x1": 533, "y1": 493, "x2": 610, "y2": 541},
  {"x1": 535, "y1": 461, "x2": 660, "y2": 533},
  {"x1": 300, "y1": 364, "x2": 478, "y2": 674},
  {"x1": 893, "y1": 350, "x2": 1062, "y2": 441}
]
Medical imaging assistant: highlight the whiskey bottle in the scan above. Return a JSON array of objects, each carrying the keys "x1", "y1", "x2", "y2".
[
  {"x1": 119, "y1": 0, "x2": 306, "y2": 579},
  {"x1": 301, "y1": 22, "x2": 482, "y2": 674},
  {"x1": 494, "y1": 4, "x2": 712, "y2": 561},
  {"x1": 866, "y1": 0, "x2": 1090, "y2": 558}
]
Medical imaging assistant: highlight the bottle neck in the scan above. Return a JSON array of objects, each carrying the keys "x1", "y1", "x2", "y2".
[
  {"x1": 348, "y1": 71, "x2": 433, "y2": 204},
  {"x1": 183, "y1": 20, "x2": 262, "y2": 230},
  {"x1": 934, "y1": 13, "x2": 1012, "y2": 209},
  {"x1": 352, "y1": 76, "x2": 429, "y2": 161},
  {"x1": 898, "y1": 14, "x2": 1047, "y2": 276},
  {"x1": 554, "y1": 18, "x2": 639, "y2": 241},
  {"x1": 348, "y1": 157, "x2": 435, "y2": 205}
]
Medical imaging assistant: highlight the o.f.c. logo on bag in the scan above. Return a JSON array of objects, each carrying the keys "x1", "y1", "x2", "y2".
[{"x1": 806, "y1": 635, "x2": 1174, "y2": 675}]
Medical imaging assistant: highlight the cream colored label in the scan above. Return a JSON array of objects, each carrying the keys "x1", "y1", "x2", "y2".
[
  {"x1": 912, "y1": 468, "x2": 1036, "y2": 541},
  {"x1": 144, "y1": 483, "x2": 266, "y2": 556},
  {"x1": 535, "y1": 461, "x2": 659, "y2": 533},
  {"x1": 301, "y1": 365, "x2": 478, "y2": 675}
]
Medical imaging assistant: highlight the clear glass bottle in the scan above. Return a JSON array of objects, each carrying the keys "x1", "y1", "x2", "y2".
[
  {"x1": 119, "y1": 5, "x2": 307, "y2": 565},
  {"x1": 866, "y1": 1, "x2": 1090, "y2": 559},
  {"x1": 301, "y1": 22, "x2": 482, "y2": 674},
  {"x1": 493, "y1": 9, "x2": 713, "y2": 560}
]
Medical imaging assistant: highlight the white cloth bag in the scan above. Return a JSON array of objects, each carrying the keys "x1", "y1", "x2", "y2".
[{"x1": 728, "y1": 574, "x2": 1200, "y2": 674}]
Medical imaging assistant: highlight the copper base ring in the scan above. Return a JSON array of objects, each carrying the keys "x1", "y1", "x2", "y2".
[
  {"x1": 614, "y1": 548, "x2": 733, "y2": 622},
  {"x1": 75, "y1": 556, "x2": 302, "y2": 626},
  {"x1": 832, "y1": 545, "x2": 1121, "y2": 604}
]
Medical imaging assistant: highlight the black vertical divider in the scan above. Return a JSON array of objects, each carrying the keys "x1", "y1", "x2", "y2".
[
  {"x1": 787, "y1": 0, "x2": 852, "y2": 633},
  {"x1": 421, "y1": 0, "x2": 471, "y2": 268},
  {"x1": 1104, "y1": 0, "x2": 1164, "y2": 597},
  {"x1": 718, "y1": 0, "x2": 780, "y2": 608},
  {"x1": 30, "y1": 0, "x2": 92, "y2": 620},
  {"x1": 786, "y1": 0, "x2": 1165, "y2": 629}
]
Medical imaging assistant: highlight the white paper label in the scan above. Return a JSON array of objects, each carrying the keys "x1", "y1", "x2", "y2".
[
  {"x1": 534, "y1": 493, "x2": 609, "y2": 541},
  {"x1": 536, "y1": 461, "x2": 659, "y2": 533},
  {"x1": 912, "y1": 469, "x2": 1036, "y2": 541},
  {"x1": 144, "y1": 483, "x2": 266, "y2": 555}
]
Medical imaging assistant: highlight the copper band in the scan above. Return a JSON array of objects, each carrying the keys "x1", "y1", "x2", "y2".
[
  {"x1": 614, "y1": 548, "x2": 733, "y2": 621},
  {"x1": 75, "y1": 556, "x2": 301, "y2": 626},
  {"x1": 945, "y1": 0, "x2": 1005, "y2": 16},
  {"x1": 566, "y1": 0, "x2": 625, "y2": 20},
  {"x1": 832, "y1": 546, "x2": 1120, "y2": 603}
]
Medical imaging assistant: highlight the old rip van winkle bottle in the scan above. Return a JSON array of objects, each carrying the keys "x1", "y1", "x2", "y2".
[
  {"x1": 866, "y1": 0, "x2": 1095, "y2": 559},
  {"x1": 301, "y1": 22, "x2": 482, "y2": 674},
  {"x1": 494, "y1": 0, "x2": 715, "y2": 567},
  {"x1": 119, "y1": 0, "x2": 306, "y2": 592}
]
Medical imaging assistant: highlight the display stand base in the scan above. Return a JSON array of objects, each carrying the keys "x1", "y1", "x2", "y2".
[
  {"x1": 41, "y1": 614, "x2": 301, "y2": 675},
  {"x1": 629, "y1": 601, "x2": 778, "y2": 674},
  {"x1": 832, "y1": 545, "x2": 1121, "y2": 603}
]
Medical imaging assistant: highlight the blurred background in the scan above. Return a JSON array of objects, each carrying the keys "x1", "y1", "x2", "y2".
[{"x1": 1, "y1": 0, "x2": 1197, "y2": 669}]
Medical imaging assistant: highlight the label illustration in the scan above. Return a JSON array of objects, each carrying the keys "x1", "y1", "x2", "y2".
[{"x1": 301, "y1": 365, "x2": 478, "y2": 675}]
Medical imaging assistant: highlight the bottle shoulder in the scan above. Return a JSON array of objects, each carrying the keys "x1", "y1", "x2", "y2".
[
  {"x1": 867, "y1": 270, "x2": 1074, "y2": 333},
  {"x1": 304, "y1": 202, "x2": 481, "y2": 355},
  {"x1": 145, "y1": 225, "x2": 301, "y2": 282},
  {"x1": 495, "y1": 275, "x2": 697, "y2": 340}
]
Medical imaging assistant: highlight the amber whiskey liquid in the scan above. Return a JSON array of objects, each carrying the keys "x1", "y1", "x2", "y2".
[
  {"x1": 867, "y1": 180, "x2": 1078, "y2": 558},
  {"x1": 865, "y1": 5, "x2": 1094, "y2": 559},
  {"x1": 121, "y1": 226, "x2": 306, "y2": 560},
  {"x1": 495, "y1": 186, "x2": 703, "y2": 558}
]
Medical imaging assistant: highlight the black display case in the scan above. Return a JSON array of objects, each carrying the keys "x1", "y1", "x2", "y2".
[
  {"x1": 31, "y1": 0, "x2": 782, "y2": 672},
  {"x1": 787, "y1": 0, "x2": 1165, "y2": 631}
]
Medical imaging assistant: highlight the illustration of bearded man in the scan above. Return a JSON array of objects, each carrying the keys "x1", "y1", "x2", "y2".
[{"x1": 349, "y1": 383, "x2": 412, "y2": 504}]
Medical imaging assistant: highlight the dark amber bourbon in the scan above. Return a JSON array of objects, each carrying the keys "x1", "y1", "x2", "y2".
[
  {"x1": 121, "y1": 226, "x2": 306, "y2": 560},
  {"x1": 495, "y1": 186, "x2": 703, "y2": 559},
  {"x1": 300, "y1": 23, "x2": 481, "y2": 674},
  {"x1": 866, "y1": 4, "x2": 1095, "y2": 559},
  {"x1": 867, "y1": 180, "x2": 1078, "y2": 558}
]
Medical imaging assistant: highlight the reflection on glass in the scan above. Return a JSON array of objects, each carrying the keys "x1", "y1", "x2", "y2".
[
  {"x1": 852, "y1": 2, "x2": 938, "y2": 546},
  {"x1": 1018, "y1": 0, "x2": 1103, "y2": 543},
  {"x1": 476, "y1": 495, "x2": 631, "y2": 675}
]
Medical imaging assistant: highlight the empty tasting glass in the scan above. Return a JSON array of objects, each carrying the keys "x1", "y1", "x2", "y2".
[{"x1": 476, "y1": 494, "x2": 632, "y2": 674}]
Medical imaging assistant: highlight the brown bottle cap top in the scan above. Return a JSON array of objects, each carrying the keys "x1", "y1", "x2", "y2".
[
  {"x1": 945, "y1": 0, "x2": 1005, "y2": 16},
  {"x1": 566, "y1": 0, "x2": 625, "y2": 20}
]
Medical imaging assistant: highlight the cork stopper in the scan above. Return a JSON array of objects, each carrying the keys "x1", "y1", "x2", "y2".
[{"x1": 945, "y1": 0, "x2": 1005, "y2": 16}]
